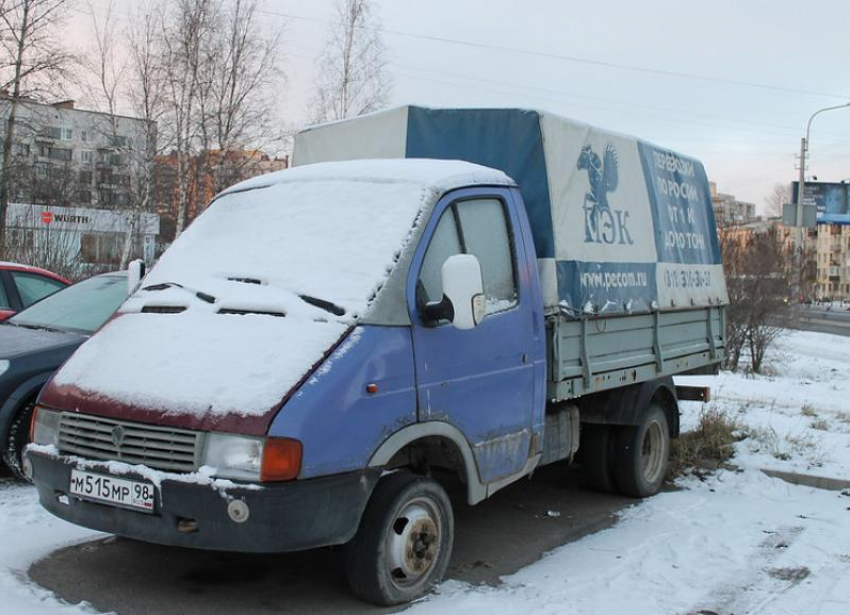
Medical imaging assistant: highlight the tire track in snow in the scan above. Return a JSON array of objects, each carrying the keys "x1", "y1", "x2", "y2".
[{"x1": 687, "y1": 525, "x2": 808, "y2": 615}]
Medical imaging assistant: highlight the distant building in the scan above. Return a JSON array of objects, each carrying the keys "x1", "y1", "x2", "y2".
[
  {"x1": 0, "y1": 91, "x2": 152, "y2": 210},
  {"x1": 713, "y1": 181, "x2": 850, "y2": 300},
  {"x1": 155, "y1": 149, "x2": 289, "y2": 242},
  {"x1": 0, "y1": 93, "x2": 158, "y2": 268},
  {"x1": 811, "y1": 223, "x2": 850, "y2": 299},
  {"x1": 6, "y1": 203, "x2": 159, "y2": 268},
  {"x1": 767, "y1": 216, "x2": 850, "y2": 300},
  {"x1": 710, "y1": 182, "x2": 757, "y2": 226}
]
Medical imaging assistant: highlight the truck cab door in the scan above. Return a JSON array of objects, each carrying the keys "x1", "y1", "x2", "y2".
[{"x1": 407, "y1": 187, "x2": 543, "y2": 485}]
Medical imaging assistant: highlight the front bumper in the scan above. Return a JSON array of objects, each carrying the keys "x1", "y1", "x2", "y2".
[{"x1": 27, "y1": 449, "x2": 380, "y2": 553}]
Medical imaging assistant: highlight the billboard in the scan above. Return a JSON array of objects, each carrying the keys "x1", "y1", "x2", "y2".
[{"x1": 791, "y1": 181, "x2": 850, "y2": 224}]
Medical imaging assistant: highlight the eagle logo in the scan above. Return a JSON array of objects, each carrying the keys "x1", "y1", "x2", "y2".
[{"x1": 577, "y1": 144, "x2": 620, "y2": 242}]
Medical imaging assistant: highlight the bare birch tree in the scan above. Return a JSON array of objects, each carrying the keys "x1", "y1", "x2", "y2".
[
  {"x1": 310, "y1": 0, "x2": 391, "y2": 124},
  {"x1": 159, "y1": 0, "x2": 217, "y2": 237},
  {"x1": 122, "y1": 8, "x2": 167, "y2": 267},
  {"x1": 764, "y1": 183, "x2": 791, "y2": 218},
  {"x1": 0, "y1": 0, "x2": 73, "y2": 254},
  {"x1": 196, "y1": 0, "x2": 285, "y2": 196},
  {"x1": 157, "y1": 0, "x2": 287, "y2": 235},
  {"x1": 720, "y1": 223, "x2": 793, "y2": 373},
  {"x1": 80, "y1": 1, "x2": 167, "y2": 268}
]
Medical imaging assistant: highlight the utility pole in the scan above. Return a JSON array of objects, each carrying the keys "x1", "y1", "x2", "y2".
[
  {"x1": 796, "y1": 102, "x2": 850, "y2": 294},
  {"x1": 795, "y1": 136, "x2": 806, "y2": 272}
]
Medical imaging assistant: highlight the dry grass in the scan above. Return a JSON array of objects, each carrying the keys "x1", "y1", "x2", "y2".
[
  {"x1": 801, "y1": 404, "x2": 818, "y2": 418},
  {"x1": 668, "y1": 407, "x2": 742, "y2": 480},
  {"x1": 745, "y1": 426, "x2": 826, "y2": 465},
  {"x1": 811, "y1": 418, "x2": 830, "y2": 431}
]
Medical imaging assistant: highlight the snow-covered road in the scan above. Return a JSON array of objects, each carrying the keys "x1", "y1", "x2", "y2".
[{"x1": 1, "y1": 329, "x2": 849, "y2": 614}]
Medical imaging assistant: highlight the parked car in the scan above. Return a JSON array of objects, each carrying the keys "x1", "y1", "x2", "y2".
[
  {"x1": 27, "y1": 108, "x2": 727, "y2": 606},
  {"x1": 0, "y1": 271, "x2": 127, "y2": 478},
  {"x1": 0, "y1": 262, "x2": 70, "y2": 321}
]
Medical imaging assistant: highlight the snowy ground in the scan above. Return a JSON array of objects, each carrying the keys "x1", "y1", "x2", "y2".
[
  {"x1": 410, "y1": 330, "x2": 850, "y2": 615},
  {"x1": 1, "y1": 329, "x2": 849, "y2": 614},
  {"x1": 0, "y1": 483, "x2": 100, "y2": 615}
]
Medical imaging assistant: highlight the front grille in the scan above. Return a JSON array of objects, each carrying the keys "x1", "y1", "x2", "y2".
[{"x1": 58, "y1": 413, "x2": 202, "y2": 473}]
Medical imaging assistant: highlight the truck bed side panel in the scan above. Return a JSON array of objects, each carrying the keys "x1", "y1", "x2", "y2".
[{"x1": 547, "y1": 307, "x2": 724, "y2": 401}]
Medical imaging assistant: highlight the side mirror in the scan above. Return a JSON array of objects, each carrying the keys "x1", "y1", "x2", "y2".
[
  {"x1": 442, "y1": 254, "x2": 485, "y2": 330},
  {"x1": 127, "y1": 259, "x2": 147, "y2": 295}
]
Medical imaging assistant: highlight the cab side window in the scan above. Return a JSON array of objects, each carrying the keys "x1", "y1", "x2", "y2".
[
  {"x1": 456, "y1": 199, "x2": 517, "y2": 313},
  {"x1": 417, "y1": 197, "x2": 517, "y2": 321},
  {"x1": 418, "y1": 209, "x2": 462, "y2": 305}
]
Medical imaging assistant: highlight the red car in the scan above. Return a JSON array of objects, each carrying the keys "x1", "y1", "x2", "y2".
[{"x1": 0, "y1": 262, "x2": 70, "y2": 320}]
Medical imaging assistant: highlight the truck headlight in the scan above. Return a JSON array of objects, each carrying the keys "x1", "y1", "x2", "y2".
[
  {"x1": 31, "y1": 407, "x2": 61, "y2": 447},
  {"x1": 0, "y1": 360, "x2": 10, "y2": 378},
  {"x1": 201, "y1": 433, "x2": 302, "y2": 482},
  {"x1": 202, "y1": 433, "x2": 264, "y2": 481}
]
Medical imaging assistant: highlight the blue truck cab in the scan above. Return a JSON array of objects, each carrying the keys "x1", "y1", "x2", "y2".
[{"x1": 27, "y1": 109, "x2": 727, "y2": 606}]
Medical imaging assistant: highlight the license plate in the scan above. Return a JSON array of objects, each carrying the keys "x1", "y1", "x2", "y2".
[{"x1": 69, "y1": 469, "x2": 155, "y2": 513}]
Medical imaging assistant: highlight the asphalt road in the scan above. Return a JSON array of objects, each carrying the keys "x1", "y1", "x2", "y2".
[
  {"x1": 792, "y1": 305, "x2": 850, "y2": 337},
  {"x1": 29, "y1": 463, "x2": 633, "y2": 614}
]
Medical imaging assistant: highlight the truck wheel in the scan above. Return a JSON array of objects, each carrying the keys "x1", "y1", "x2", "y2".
[
  {"x1": 2, "y1": 399, "x2": 36, "y2": 481},
  {"x1": 579, "y1": 424, "x2": 617, "y2": 493},
  {"x1": 614, "y1": 404, "x2": 670, "y2": 498},
  {"x1": 344, "y1": 471, "x2": 454, "y2": 606}
]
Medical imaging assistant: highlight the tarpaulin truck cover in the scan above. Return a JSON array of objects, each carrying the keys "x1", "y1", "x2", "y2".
[{"x1": 293, "y1": 106, "x2": 729, "y2": 316}]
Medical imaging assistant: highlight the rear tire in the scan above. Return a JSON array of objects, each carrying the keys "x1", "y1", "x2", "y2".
[
  {"x1": 579, "y1": 424, "x2": 617, "y2": 493},
  {"x1": 344, "y1": 472, "x2": 454, "y2": 606},
  {"x1": 2, "y1": 399, "x2": 36, "y2": 481},
  {"x1": 614, "y1": 404, "x2": 670, "y2": 498}
]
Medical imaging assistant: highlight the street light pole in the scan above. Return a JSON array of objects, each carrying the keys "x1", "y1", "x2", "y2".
[{"x1": 795, "y1": 102, "x2": 850, "y2": 285}]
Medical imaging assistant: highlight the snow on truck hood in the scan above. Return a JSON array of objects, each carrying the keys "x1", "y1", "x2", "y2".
[{"x1": 51, "y1": 160, "x2": 512, "y2": 420}]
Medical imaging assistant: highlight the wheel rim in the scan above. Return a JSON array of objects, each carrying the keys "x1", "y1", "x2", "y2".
[
  {"x1": 640, "y1": 420, "x2": 665, "y2": 484},
  {"x1": 385, "y1": 497, "x2": 442, "y2": 589}
]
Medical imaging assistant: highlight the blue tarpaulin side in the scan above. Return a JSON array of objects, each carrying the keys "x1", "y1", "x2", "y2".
[
  {"x1": 557, "y1": 261, "x2": 657, "y2": 312},
  {"x1": 293, "y1": 105, "x2": 729, "y2": 312},
  {"x1": 637, "y1": 141, "x2": 721, "y2": 266},
  {"x1": 405, "y1": 107, "x2": 555, "y2": 259}
]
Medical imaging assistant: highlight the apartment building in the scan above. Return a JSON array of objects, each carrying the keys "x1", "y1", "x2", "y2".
[
  {"x1": 710, "y1": 182, "x2": 757, "y2": 226},
  {"x1": 813, "y1": 223, "x2": 850, "y2": 299},
  {"x1": 0, "y1": 92, "x2": 157, "y2": 267},
  {"x1": 0, "y1": 92, "x2": 151, "y2": 209}
]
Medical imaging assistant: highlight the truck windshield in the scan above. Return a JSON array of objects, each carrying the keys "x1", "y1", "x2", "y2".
[
  {"x1": 9, "y1": 275, "x2": 127, "y2": 334},
  {"x1": 142, "y1": 177, "x2": 428, "y2": 317}
]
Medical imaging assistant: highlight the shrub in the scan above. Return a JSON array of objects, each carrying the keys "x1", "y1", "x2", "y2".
[{"x1": 667, "y1": 407, "x2": 741, "y2": 480}]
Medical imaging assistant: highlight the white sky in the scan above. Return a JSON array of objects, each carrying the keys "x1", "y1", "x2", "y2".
[{"x1": 67, "y1": 0, "x2": 850, "y2": 213}]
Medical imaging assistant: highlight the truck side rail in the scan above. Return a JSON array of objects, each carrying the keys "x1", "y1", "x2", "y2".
[{"x1": 547, "y1": 306, "x2": 725, "y2": 401}]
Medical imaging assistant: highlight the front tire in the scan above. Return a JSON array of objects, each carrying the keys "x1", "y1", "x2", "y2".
[
  {"x1": 614, "y1": 403, "x2": 670, "y2": 497},
  {"x1": 2, "y1": 399, "x2": 36, "y2": 481},
  {"x1": 344, "y1": 472, "x2": 454, "y2": 606}
]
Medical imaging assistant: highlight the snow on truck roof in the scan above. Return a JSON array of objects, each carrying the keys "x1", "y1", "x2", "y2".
[{"x1": 216, "y1": 158, "x2": 514, "y2": 200}]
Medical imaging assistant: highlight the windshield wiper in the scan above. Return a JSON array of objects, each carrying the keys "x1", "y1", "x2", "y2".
[
  {"x1": 6, "y1": 321, "x2": 64, "y2": 333},
  {"x1": 298, "y1": 294, "x2": 346, "y2": 317},
  {"x1": 142, "y1": 282, "x2": 217, "y2": 304}
]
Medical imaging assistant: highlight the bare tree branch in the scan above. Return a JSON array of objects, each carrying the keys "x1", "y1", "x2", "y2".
[
  {"x1": 0, "y1": 0, "x2": 73, "y2": 254},
  {"x1": 310, "y1": 0, "x2": 391, "y2": 124},
  {"x1": 764, "y1": 183, "x2": 791, "y2": 218}
]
